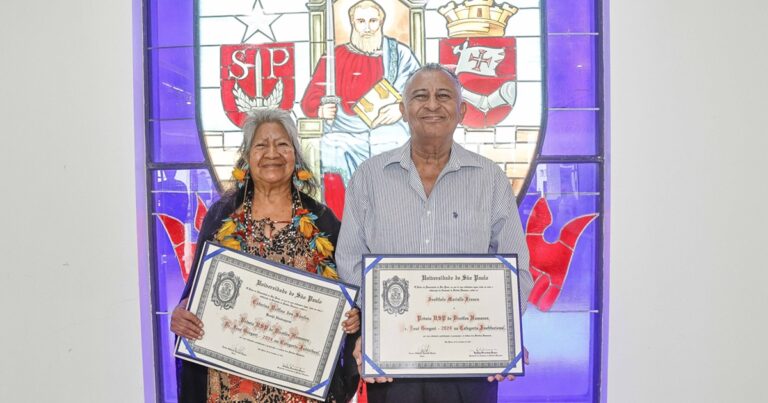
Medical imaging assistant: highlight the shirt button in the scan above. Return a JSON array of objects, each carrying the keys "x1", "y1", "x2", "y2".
[{"x1": 425, "y1": 239, "x2": 430, "y2": 244}]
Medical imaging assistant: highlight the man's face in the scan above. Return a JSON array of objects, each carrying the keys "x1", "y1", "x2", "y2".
[
  {"x1": 400, "y1": 70, "x2": 467, "y2": 142},
  {"x1": 352, "y1": 6, "x2": 382, "y2": 36}
]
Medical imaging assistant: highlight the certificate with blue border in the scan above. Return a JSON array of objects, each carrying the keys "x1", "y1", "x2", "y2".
[
  {"x1": 174, "y1": 242, "x2": 358, "y2": 400},
  {"x1": 361, "y1": 255, "x2": 524, "y2": 378}
]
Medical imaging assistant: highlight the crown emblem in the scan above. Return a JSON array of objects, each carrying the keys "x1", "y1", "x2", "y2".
[{"x1": 439, "y1": 0, "x2": 518, "y2": 38}]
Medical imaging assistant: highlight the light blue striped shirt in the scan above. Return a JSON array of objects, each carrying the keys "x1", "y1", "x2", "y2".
[{"x1": 337, "y1": 141, "x2": 533, "y2": 311}]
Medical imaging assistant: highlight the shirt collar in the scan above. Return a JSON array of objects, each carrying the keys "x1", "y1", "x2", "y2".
[{"x1": 384, "y1": 140, "x2": 482, "y2": 171}]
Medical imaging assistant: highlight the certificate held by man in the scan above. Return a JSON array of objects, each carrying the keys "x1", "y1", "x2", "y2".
[
  {"x1": 361, "y1": 255, "x2": 524, "y2": 378},
  {"x1": 174, "y1": 242, "x2": 359, "y2": 400}
]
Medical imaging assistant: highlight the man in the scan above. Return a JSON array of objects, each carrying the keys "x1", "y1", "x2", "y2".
[
  {"x1": 336, "y1": 64, "x2": 534, "y2": 403},
  {"x1": 300, "y1": 0, "x2": 420, "y2": 182}
]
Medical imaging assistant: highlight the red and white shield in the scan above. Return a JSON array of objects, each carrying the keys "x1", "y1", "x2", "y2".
[
  {"x1": 439, "y1": 37, "x2": 516, "y2": 129},
  {"x1": 220, "y1": 43, "x2": 295, "y2": 128}
]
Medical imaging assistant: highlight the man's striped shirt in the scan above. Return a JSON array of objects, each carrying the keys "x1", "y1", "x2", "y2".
[{"x1": 336, "y1": 141, "x2": 533, "y2": 311}]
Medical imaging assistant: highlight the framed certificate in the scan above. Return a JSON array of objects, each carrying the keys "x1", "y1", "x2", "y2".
[
  {"x1": 361, "y1": 255, "x2": 524, "y2": 378},
  {"x1": 174, "y1": 242, "x2": 359, "y2": 400}
]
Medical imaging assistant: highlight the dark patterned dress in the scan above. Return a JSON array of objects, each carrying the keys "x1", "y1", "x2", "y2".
[
  {"x1": 177, "y1": 190, "x2": 354, "y2": 403},
  {"x1": 206, "y1": 195, "x2": 324, "y2": 403}
]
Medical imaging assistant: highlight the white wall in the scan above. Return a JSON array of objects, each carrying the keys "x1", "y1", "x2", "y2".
[
  {"x1": 608, "y1": 0, "x2": 768, "y2": 402},
  {"x1": 1, "y1": 0, "x2": 766, "y2": 402},
  {"x1": 0, "y1": 1, "x2": 145, "y2": 402}
]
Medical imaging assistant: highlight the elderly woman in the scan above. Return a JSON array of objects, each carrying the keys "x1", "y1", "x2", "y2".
[{"x1": 171, "y1": 109, "x2": 359, "y2": 403}]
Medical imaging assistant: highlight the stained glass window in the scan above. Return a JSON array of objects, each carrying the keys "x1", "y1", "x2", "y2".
[{"x1": 143, "y1": 1, "x2": 606, "y2": 401}]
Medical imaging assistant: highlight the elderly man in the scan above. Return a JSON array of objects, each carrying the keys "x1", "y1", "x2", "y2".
[
  {"x1": 301, "y1": 0, "x2": 420, "y2": 182},
  {"x1": 336, "y1": 64, "x2": 534, "y2": 403}
]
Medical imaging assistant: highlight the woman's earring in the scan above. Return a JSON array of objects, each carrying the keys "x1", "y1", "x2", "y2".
[
  {"x1": 294, "y1": 165, "x2": 313, "y2": 189},
  {"x1": 233, "y1": 163, "x2": 249, "y2": 188}
]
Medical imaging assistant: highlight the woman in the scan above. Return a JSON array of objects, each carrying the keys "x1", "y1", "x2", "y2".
[{"x1": 171, "y1": 109, "x2": 360, "y2": 403}]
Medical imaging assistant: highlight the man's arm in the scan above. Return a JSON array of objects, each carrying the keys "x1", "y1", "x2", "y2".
[
  {"x1": 489, "y1": 168, "x2": 533, "y2": 313},
  {"x1": 337, "y1": 166, "x2": 395, "y2": 383},
  {"x1": 335, "y1": 167, "x2": 371, "y2": 289}
]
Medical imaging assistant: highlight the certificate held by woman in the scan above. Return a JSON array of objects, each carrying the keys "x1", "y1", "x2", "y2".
[{"x1": 175, "y1": 242, "x2": 358, "y2": 400}]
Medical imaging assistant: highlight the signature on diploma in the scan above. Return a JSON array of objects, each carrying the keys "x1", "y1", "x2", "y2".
[
  {"x1": 412, "y1": 344, "x2": 435, "y2": 356},
  {"x1": 472, "y1": 347, "x2": 499, "y2": 356},
  {"x1": 223, "y1": 344, "x2": 247, "y2": 357},
  {"x1": 279, "y1": 362, "x2": 306, "y2": 376}
]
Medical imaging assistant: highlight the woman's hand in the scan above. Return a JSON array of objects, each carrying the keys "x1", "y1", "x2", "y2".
[
  {"x1": 342, "y1": 307, "x2": 360, "y2": 334},
  {"x1": 170, "y1": 298, "x2": 204, "y2": 340}
]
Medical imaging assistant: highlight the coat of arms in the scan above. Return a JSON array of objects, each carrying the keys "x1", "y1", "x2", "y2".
[
  {"x1": 220, "y1": 43, "x2": 296, "y2": 128},
  {"x1": 439, "y1": 37, "x2": 517, "y2": 128},
  {"x1": 381, "y1": 276, "x2": 409, "y2": 315},
  {"x1": 196, "y1": 0, "x2": 542, "y2": 196},
  {"x1": 211, "y1": 271, "x2": 242, "y2": 310}
]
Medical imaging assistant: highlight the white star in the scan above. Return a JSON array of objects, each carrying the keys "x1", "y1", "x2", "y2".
[{"x1": 235, "y1": 0, "x2": 281, "y2": 43}]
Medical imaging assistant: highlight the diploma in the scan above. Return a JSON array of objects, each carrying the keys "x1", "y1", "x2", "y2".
[
  {"x1": 361, "y1": 255, "x2": 524, "y2": 377},
  {"x1": 174, "y1": 242, "x2": 358, "y2": 400}
]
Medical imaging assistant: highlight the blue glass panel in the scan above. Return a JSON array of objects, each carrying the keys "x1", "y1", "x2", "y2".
[
  {"x1": 148, "y1": 0, "x2": 194, "y2": 48},
  {"x1": 146, "y1": 1, "x2": 605, "y2": 401},
  {"x1": 151, "y1": 118, "x2": 205, "y2": 163},
  {"x1": 542, "y1": 110, "x2": 597, "y2": 155},
  {"x1": 547, "y1": 35, "x2": 598, "y2": 108},
  {"x1": 547, "y1": 0, "x2": 598, "y2": 33},
  {"x1": 519, "y1": 164, "x2": 600, "y2": 311},
  {"x1": 152, "y1": 169, "x2": 219, "y2": 401},
  {"x1": 152, "y1": 169, "x2": 218, "y2": 309},
  {"x1": 512, "y1": 159, "x2": 602, "y2": 402},
  {"x1": 499, "y1": 310, "x2": 597, "y2": 402},
  {"x1": 149, "y1": 47, "x2": 196, "y2": 120}
]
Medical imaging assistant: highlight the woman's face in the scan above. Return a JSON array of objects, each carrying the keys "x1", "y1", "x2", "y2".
[{"x1": 247, "y1": 122, "x2": 296, "y2": 188}]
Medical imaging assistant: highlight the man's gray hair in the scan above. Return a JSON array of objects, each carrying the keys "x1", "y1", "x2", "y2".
[
  {"x1": 235, "y1": 108, "x2": 318, "y2": 194},
  {"x1": 402, "y1": 63, "x2": 463, "y2": 102}
]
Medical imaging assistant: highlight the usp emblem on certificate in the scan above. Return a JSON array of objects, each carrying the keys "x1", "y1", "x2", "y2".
[{"x1": 382, "y1": 275, "x2": 409, "y2": 315}]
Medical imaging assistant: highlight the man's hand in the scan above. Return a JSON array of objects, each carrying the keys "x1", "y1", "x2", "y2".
[
  {"x1": 353, "y1": 337, "x2": 393, "y2": 383},
  {"x1": 486, "y1": 347, "x2": 529, "y2": 382},
  {"x1": 170, "y1": 298, "x2": 204, "y2": 340},
  {"x1": 318, "y1": 103, "x2": 337, "y2": 120},
  {"x1": 342, "y1": 308, "x2": 360, "y2": 334},
  {"x1": 370, "y1": 103, "x2": 402, "y2": 128},
  {"x1": 487, "y1": 374, "x2": 516, "y2": 382}
]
